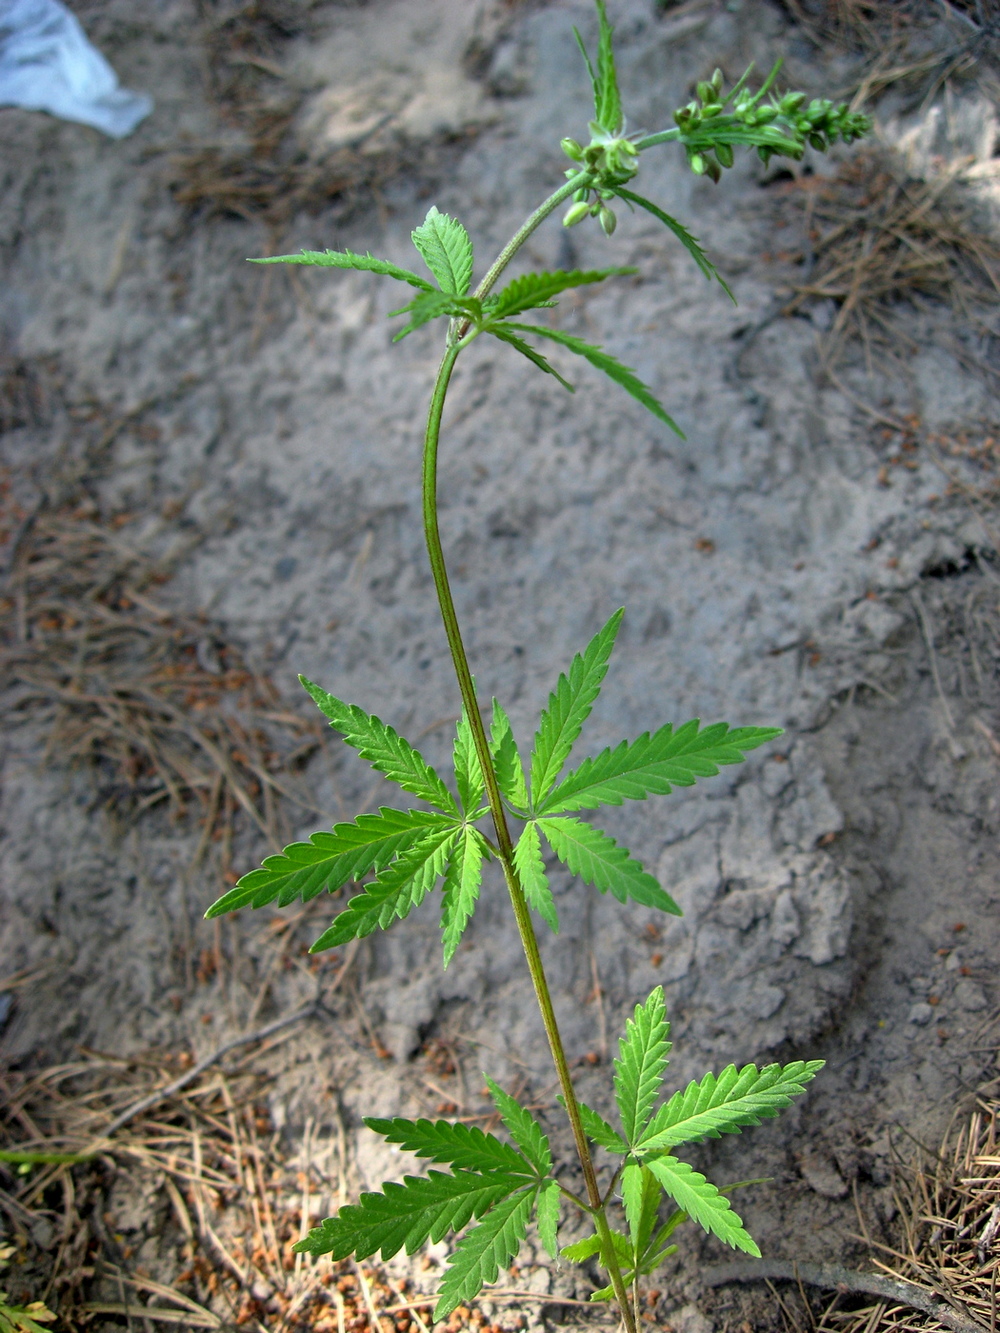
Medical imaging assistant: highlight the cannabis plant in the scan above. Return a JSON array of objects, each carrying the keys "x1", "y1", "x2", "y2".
[{"x1": 208, "y1": 7, "x2": 867, "y2": 1327}]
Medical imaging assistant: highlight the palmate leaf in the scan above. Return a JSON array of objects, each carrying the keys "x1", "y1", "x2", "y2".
[
  {"x1": 205, "y1": 807, "x2": 455, "y2": 917},
  {"x1": 295, "y1": 1168, "x2": 526, "y2": 1261},
  {"x1": 638, "y1": 1059, "x2": 825, "y2": 1151},
  {"x1": 535, "y1": 1180, "x2": 561, "y2": 1259},
  {"x1": 530, "y1": 608, "x2": 623, "y2": 805},
  {"x1": 537, "y1": 816, "x2": 680, "y2": 914},
  {"x1": 612, "y1": 188, "x2": 734, "y2": 300},
  {"x1": 644, "y1": 1156, "x2": 760, "y2": 1255},
  {"x1": 488, "y1": 268, "x2": 634, "y2": 320},
  {"x1": 412, "y1": 206, "x2": 474, "y2": 295},
  {"x1": 440, "y1": 826, "x2": 487, "y2": 967},
  {"x1": 513, "y1": 822, "x2": 558, "y2": 933},
  {"x1": 484, "y1": 1076, "x2": 552, "y2": 1176},
  {"x1": 490, "y1": 700, "x2": 528, "y2": 811},
  {"x1": 390, "y1": 291, "x2": 482, "y2": 341},
  {"x1": 250, "y1": 248, "x2": 433, "y2": 291},
  {"x1": 454, "y1": 706, "x2": 485, "y2": 815},
  {"x1": 538, "y1": 721, "x2": 783, "y2": 816},
  {"x1": 311, "y1": 827, "x2": 457, "y2": 951},
  {"x1": 488, "y1": 325, "x2": 576, "y2": 394},
  {"x1": 364, "y1": 1117, "x2": 534, "y2": 1176},
  {"x1": 435, "y1": 1187, "x2": 536, "y2": 1319},
  {"x1": 301, "y1": 676, "x2": 458, "y2": 816},
  {"x1": 495, "y1": 322, "x2": 683, "y2": 438},
  {"x1": 614, "y1": 986, "x2": 671, "y2": 1144},
  {"x1": 577, "y1": 1100, "x2": 628, "y2": 1154}
]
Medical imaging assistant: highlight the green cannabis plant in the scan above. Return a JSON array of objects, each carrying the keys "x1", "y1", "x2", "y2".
[{"x1": 208, "y1": 6, "x2": 868, "y2": 1328}]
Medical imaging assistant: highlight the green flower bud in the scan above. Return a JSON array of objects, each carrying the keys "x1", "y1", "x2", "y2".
[
  {"x1": 780, "y1": 91, "x2": 805, "y2": 114},
  {"x1": 599, "y1": 205, "x2": 617, "y2": 235},
  {"x1": 715, "y1": 141, "x2": 734, "y2": 168},
  {"x1": 705, "y1": 155, "x2": 722, "y2": 184},
  {"x1": 689, "y1": 151, "x2": 707, "y2": 175},
  {"x1": 562, "y1": 200, "x2": 590, "y2": 227},
  {"x1": 697, "y1": 81, "x2": 714, "y2": 104},
  {"x1": 711, "y1": 68, "x2": 724, "y2": 95},
  {"x1": 574, "y1": 187, "x2": 589, "y2": 202},
  {"x1": 599, "y1": 188, "x2": 614, "y2": 200},
  {"x1": 701, "y1": 102, "x2": 723, "y2": 119},
  {"x1": 809, "y1": 132, "x2": 826, "y2": 151},
  {"x1": 561, "y1": 137, "x2": 584, "y2": 161}
]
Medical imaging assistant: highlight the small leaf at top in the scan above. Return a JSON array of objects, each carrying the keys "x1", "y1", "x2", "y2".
[
  {"x1": 530, "y1": 608, "x2": 623, "y2": 804},
  {"x1": 513, "y1": 822, "x2": 559, "y2": 933},
  {"x1": 488, "y1": 268, "x2": 634, "y2": 321},
  {"x1": 440, "y1": 826, "x2": 487, "y2": 968},
  {"x1": 301, "y1": 676, "x2": 458, "y2": 816},
  {"x1": 495, "y1": 322, "x2": 684, "y2": 438},
  {"x1": 538, "y1": 816, "x2": 680, "y2": 914},
  {"x1": 614, "y1": 986, "x2": 671, "y2": 1145},
  {"x1": 613, "y1": 189, "x2": 734, "y2": 300},
  {"x1": 250, "y1": 248, "x2": 434, "y2": 291},
  {"x1": 644, "y1": 1156, "x2": 760, "y2": 1256},
  {"x1": 412, "y1": 206, "x2": 474, "y2": 295},
  {"x1": 483, "y1": 1075, "x2": 552, "y2": 1176},
  {"x1": 594, "y1": 0, "x2": 623, "y2": 134}
]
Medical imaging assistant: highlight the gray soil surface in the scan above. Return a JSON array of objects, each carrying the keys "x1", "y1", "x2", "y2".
[{"x1": 1, "y1": 1, "x2": 998, "y2": 1329}]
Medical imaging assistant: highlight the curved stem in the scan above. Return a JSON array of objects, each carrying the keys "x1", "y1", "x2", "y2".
[{"x1": 421, "y1": 187, "x2": 636, "y2": 1333}]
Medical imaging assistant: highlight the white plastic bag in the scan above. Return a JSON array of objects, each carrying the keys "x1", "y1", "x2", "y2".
[{"x1": 0, "y1": 0, "x2": 152, "y2": 138}]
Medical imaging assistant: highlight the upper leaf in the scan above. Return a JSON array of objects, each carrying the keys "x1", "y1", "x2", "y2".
[
  {"x1": 488, "y1": 268, "x2": 634, "y2": 321},
  {"x1": 412, "y1": 207, "x2": 474, "y2": 295},
  {"x1": 440, "y1": 826, "x2": 487, "y2": 968},
  {"x1": 538, "y1": 721, "x2": 783, "y2": 816},
  {"x1": 538, "y1": 816, "x2": 680, "y2": 914},
  {"x1": 364, "y1": 1117, "x2": 534, "y2": 1176},
  {"x1": 250, "y1": 248, "x2": 434, "y2": 291},
  {"x1": 495, "y1": 322, "x2": 683, "y2": 438},
  {"x1": 205, "y1": 807, "x2": 452, "y2": 917},
  {"x1": 434, "y1": 1187, "x2": 536, "y2": 1320},
  {"x1": 535, "y1": 1180, "x2": 561, "y2": 1260},
  {"x1": 573, "y1": 1, "x2": 622, "y2": 135},
  {"x1": 577, "y1": 1100, "x2": 628, "y2": 1154},
  {"x1": 454, "y1": 706, "x2": 486, "y2": 815},
  {"x1": 490, "y1": 700, "x2": 528, "y2": 811},
  {"x1": 310, "y1": 827, "x2": 457, "y2": 951},
  {"x1": 295, "y1": 1168, "x2": 526, "y2": 1261},
  {"x1": 638, "y1": 1060, "x2": 825, "y2": 1151},
  {"x1": 301, "y1": 676, "x2": 459, "y2": 816},
  {"x1": 513, "y1": 822, "x2": 559, "y2": 934},
  {"x1": 484, "y1": 1076, "x2": 552, "y2": 1177},
  {"x1": 614, "y1": 986, "x2": 671, "y2": 1144},
  {"x1": 488, "y1": 325, "x2": 576, "y2": 394},
  {"x1": 530, "y1": 608, "x2": 623, "y2": 804},
  {"x1": 613, "y1": 189, "x2": 734, "y2": 300},
  {"x1": 389, "y1": 291, "x2": 481, "y2": 341},
  {"x1": 644, "y1": 1156, "x2": 760, "y2": 1256}
]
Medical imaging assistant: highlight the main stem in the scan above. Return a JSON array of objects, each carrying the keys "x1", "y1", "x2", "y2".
[{"x1": 421, "y1": 179, "x2": 636, "y2": 1333}]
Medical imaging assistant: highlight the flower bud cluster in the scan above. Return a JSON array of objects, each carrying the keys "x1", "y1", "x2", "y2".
[{"x1": 560, "y1": 121, "x2": 639, "y2": 233}]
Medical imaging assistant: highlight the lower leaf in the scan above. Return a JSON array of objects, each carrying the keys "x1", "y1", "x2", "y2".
[
  {"x1": 434, "y1": 1187, "x2": 536, "y2": 1319},
  {"x1": 643, "y1": 1155, "x2": 760, "y2": 1256}
]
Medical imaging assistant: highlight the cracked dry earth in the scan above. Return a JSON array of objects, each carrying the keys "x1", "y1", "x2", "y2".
[{"x1": 1, "y1": 0, "x2": 999, "y2": 1329}]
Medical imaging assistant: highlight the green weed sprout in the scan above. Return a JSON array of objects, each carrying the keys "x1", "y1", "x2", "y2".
[{"x1": 208, "y1": 6, "x2": 868, "y2": 1327}]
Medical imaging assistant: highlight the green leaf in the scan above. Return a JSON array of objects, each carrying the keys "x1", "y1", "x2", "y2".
[
  {"x1": 530, "y1": 609, "x2": 623, "y2": 804},
  {"x1": 513, "y1": 822, "x2": 559, "y2": 933},
  {"x1": 389, "y1": 291, "x2": 480, "y2": 341},
  {"x1": 311, "y1": 828, "x2": 457, "y2": 950},
  {"x1": 490, "y1": 700, "x2": 528, "y2": 811},
  {"x1": 535, "y1": 1181, "x2": 561, "y2": 1260},
  {"x1": 539, "y1": 722, "x2": 783, "y2": 816},
  {"x1": 301, "y1": 676, "x2": 459, "y2": 815},
  {"x1": 363, "y1": 1118, "x2": 534, "y2": 1176},
  {"x1": 613, "y1": 189, "x2": 734, "y2": 299},
  {"x1": 538, "y1": 817, "x2": 680, "y2": 914},
  {"x1": 441, "y1": 826, "x2": 487, "y2": 968},
  {"x1": 412, "y1": 206, "x2": 474, "y2": 295},
  {"x1": 495, "y1": 323, "x2": 683, "y2": 438},
  {"x1": 560, "y1": 1234, "x2": 602, "y2": 1263},
  {"x1": 614, "y1": 987, "x2": 671, "y2": 1144},
  {"x1": 206, "y1": 808, "x2": 452, "y2": 918},
  {"x1": 488, "y1": 325, "x2": 576, "y2": 394},
  {"x1": 638, "y1": 1060, "x2": 825, "y2": 1151},
  {"x1": 576, "y1": 1100, "x2": 628, "y2": 1154},
  {"x1": 295, "y1": 1169, "x2": 525, "y2": 1261},
  {"x1": 489, "y1": 268, "x2": 634, "y2": 321},
  {"x1": 572, "y1": 27, "x2": 599, "y2": 113},
  {"x1": 593, "y1": 0, "x2": 623, "y2": 134},
  {"x1": 249, "y1": 248, "x2": 434, "y2": 291},
  {"x1": 434, "y1": 1187, "x2": 535, "y2": 1319},
  {"x1": 483, "y1": 1076, "x2": 552, "y2": 1176},
  {"x1": 644, "y1": 1156, "x2": 760, "y2": 1255},
  {"x1": 454, "y1": 706, "x2": 485, "y2": 815},
  {"x1": 622, "y1": 1162, "x2": 662, "y2": 1260}
]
